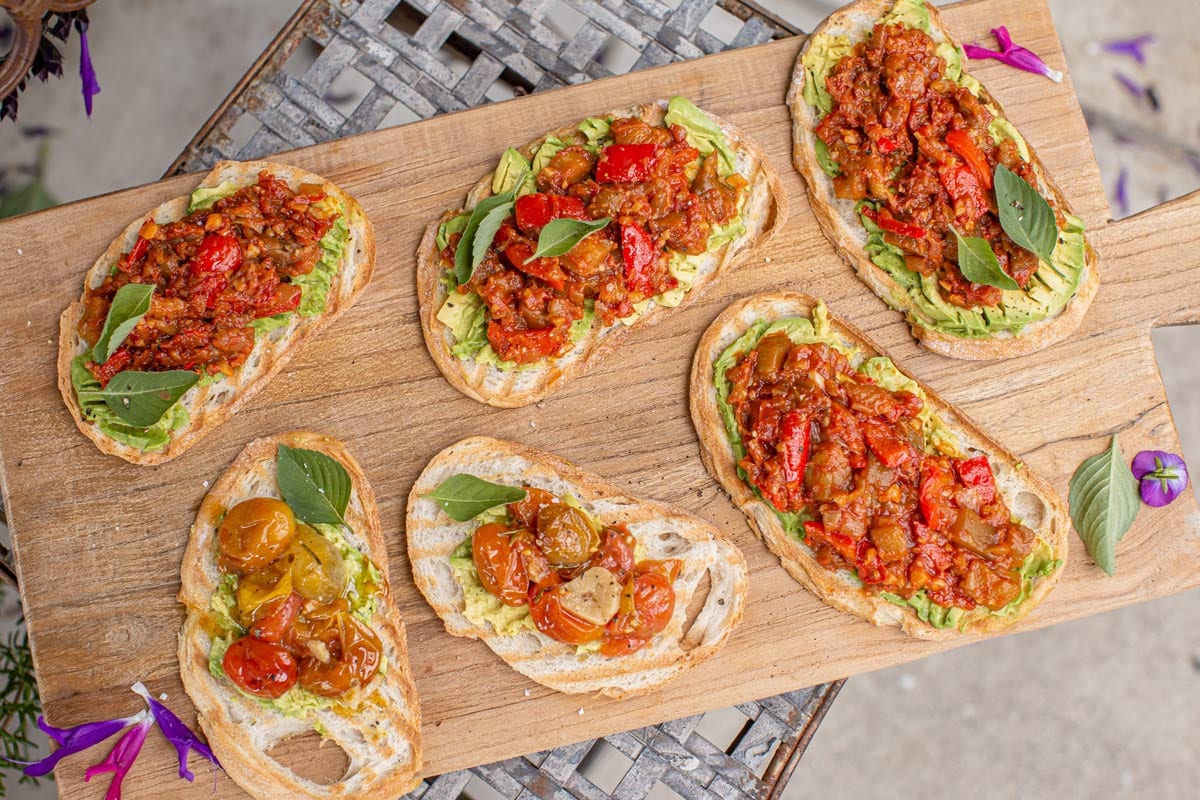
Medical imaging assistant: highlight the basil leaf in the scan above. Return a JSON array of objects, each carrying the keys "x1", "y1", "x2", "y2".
[
  {"x1": 953, "y1": 228, "x2": 1019, "y2": 291},
  {"x1": 452, "y1": 170, "x2": 526, "y2": 285},
  {"x1": 471, "y1": 201, "x2": 515, "y2": 271},
  {"x1": 277, "y1": 444, "x2": 351, "y2": 527},
  {"x1": 95, "y1": 370, "x2": 198, "y2": 427},
  {"x1": 526, "y1": 217, "x2": 611, "y2": 263},
  {"x1": 93, "y1": 283, "x2": 154, "y2": 363},
  {"x1": 1068, "y1": 435, "x2": 1140, "y2": 575},
  {"x1": 424, "y1": 474, "x2": 526, "y2": 522},
  {"x1": 994, "y1": 164, "x2": 1057, "y2": 263}
]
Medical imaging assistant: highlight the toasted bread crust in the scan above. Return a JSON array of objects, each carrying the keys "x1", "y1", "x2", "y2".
[
  {"x1": 178, "y1": 432, "x2": 422, "y2": 800},
  {"x1": 689, "y1": 291, "x2": 1069, "y2": 640},
  {"x1": 417, "y1": 100, "x2": 788, "y2": 407},
  {"x1": 406, "y1": 436, "x2": 749, "y2": 697},
  {"x1": 58, "y1": 162, "x2": 376, "y2": 464},
  {"x1": 787, "y1": 0, "x2": 1099, "y2": 359}
]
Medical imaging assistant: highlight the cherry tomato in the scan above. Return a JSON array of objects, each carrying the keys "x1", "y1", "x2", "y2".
[
  {"x1": 236, "y1": 559, "x2": 293, "y2": 625},
  {"x1": 286, "y1": 524, "x2": 348, "y2": 604},
  {"x1": 589, "y1": 526, "x2": 636, "y2": 583},
  {"x1": 296, "y1": 610, "x2": 384, "y2": 698},
  {"x1": 473, "y1": 523, "x2": 529, "y2": 606},
  {"x1": 510, "y1": 529, "x2": 553, "y2": 586},
  {"x1": 596, "y1": 143, "x2": 660, "y2": 183},
  {"x1": 606, "y1": 563, "x2": 678, "y2": 643},
  {"x1": 510, "y1": 487, "x2": 555, "y2": 529},
  {"x1": 249, "y1": 592, "x2": 304, "y2": 644},
  {"x1": 218, "y1": 497, "x2": 296, "y2": 574},
  {"x1": 189, "y1": 233, "x2": 243, "y2": 276},
  {"x1": 529, "y1": 582, "x2": 605, "y2": 645},
  {"x1": 223, "y1": 636, "x2": 297, "y2": 699},
  {"x1": 535, "y1": 502, "x2": 600, "y2": 568},
  {"x1": 598, "y1": 635, "x2": 653, "y2": 657}
]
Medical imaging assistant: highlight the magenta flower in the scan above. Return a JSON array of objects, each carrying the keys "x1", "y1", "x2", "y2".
[
  {"x1": 964, "y1": 25, "x2": 1063, "y2": 83},
  {"x1": 15, "y1": 712, "x2": 144, "y2": 777},
  {"x1": 1101, "y1": 34, "x2": 1155, "y2": 65},
  {"x1": 78, "y1": 29, "x2": 100, "y2": 116},
  {"x1": 1132, "y1": 451, "x2": 1189, "y2": 507},
  {"x1": 84, "y1": 714, "x2": 154, "y2": 800},
  {"x1": 131, "y1": 682, "x2": 219, "y2": 780}
]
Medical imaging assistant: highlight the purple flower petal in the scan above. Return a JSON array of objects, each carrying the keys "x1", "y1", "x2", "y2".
[
  {"x1": 1113, "y1": 70, "x2": 1146, "y2": 103},
  {"x1": 1113, "y1": 167, "x2": 1129, "y2": 217},
  {"x1": 131, "y1": 683, "x2": 220, "y2": 781},
  {"x1": 965, "y1": 25, "x2": 1063, "y2": 83},
  {"x1": 84, "y1": 716, "x2": 154, "y2": 800},
  {"x1": 1132, "y1": 450, "x2": 1189, "y2": 507},
  {"x1": 17, "y1": 712, "x2": 144, "y2": 778},
  {"x1": 79, "y1": 30, "x2": 100, "y2": 117},
  {"x1": 1101, "y1": 34, "x2": 1155, "y2": 65}
]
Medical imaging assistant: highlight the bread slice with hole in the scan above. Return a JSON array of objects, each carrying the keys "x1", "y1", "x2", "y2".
[
  {"x1": 787, "y1": 0, "x2": 1098, "y2": 359},
  {"x1": 58, "y1": 161, "x2": 375, "y2": 464},
  {"x1": 406, "y1": 436, "x2": 748, "y2": 697},
  {"x1": 178, "y1": 431, "x2": 422, "y2": 800},
  {"x1": 689, "y1": 291, "x2": 1068, "y2": 640},
  {"x1": 417, "y1": 99, "x2": 787, "y2": 407}
]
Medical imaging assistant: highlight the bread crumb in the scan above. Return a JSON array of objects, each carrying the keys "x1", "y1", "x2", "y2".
[
  {"x1": 530, "y1": 421, "x2": 536, "y2": 428},
  {"x1": 523, "y1": 688, "x2": 531, "y2": 697},
  {"x1": 764, "y1": 256, "x2": 772, "y2": 263},
  {"x1": 16, "y1": 248, "x2": 23, "y2": 255},
  {"x1": 577, "y1": 708, "x2": 585, "y2": 716},
  {"x1": 202, "y1": 480, "x2": 210, "y2": 487}
]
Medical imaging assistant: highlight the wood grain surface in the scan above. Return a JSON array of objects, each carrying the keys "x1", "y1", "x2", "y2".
[{"x1": 1, "y1": 1, "x2": 1198, "y2": 797}]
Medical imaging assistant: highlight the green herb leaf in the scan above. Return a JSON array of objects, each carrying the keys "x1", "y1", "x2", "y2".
[
  {"x1": 277, "y1": 445, "x2": 352, "y2": 527},
  {"x1": 95, "y1": 370, "x2": 199, "y2": 427},
  {"x1": 994, "y1": 164, "x2": 1057, "y2": 263},
  {"x1": 92, "y1": 283, "x2": 154, "y2": 363},
  {"x1": 424, "y1": 474, "x2": 526, "y2": 522},
  {"x1": 453, "y1": 172, "x2": 525, "y2": 285},
  {"x1": 953, "y1": 228, "x2": 1019, "y2": 290},
  {"x1": 1068, "y1": 435, "x2": 1140, "y2": 575},
  {"x1": 525, "y1": 217, "x2": 611, "y2": 263},
  {"x1": 472, "y1": 202, "x2": 515, "y2": 270}
]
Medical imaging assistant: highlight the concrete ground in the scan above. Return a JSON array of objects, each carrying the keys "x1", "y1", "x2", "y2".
[{"x1": 0, "y1": 2, "x2": 1197, "y2": 800}]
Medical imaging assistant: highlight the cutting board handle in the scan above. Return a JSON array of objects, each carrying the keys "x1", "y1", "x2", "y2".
[{"x1": 1095, "y1": 188, "x2": 1200, "y2": 330}]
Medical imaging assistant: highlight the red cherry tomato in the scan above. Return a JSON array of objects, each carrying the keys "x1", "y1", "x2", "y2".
[
  {"x1": 509, "y1": 487, "x2": 555, "y2": 529},
  {"x1": 620, "y1": 223, "x2": 657, "y2": 295},
  {"x1": 589, "y1": 526, "x2": 636, "y2": 583},
  {"x1": 604, "y1": 562, "x2": 679, "y2": 652},
  {"x1": 189, "y1": 233, "x2": 243, "y2": 276},
  {"x1": 596, "y1": 143, "x2": 660, "y2": 183},
  {"x1": 529, "y1": 582, "x2": 604, "y2": 645},
  {"x1": 472, "y1": 523, "x2": 529, "y2": 607},
  {"x1": 222, "y1": 636, "x2": 298, "y2": 699},
  {"x1": 295, "y1": 610, "x2": 384, "y2": 698},
  {"x1": 249, "y1": 592, "x2": 305, "y2": 644}
]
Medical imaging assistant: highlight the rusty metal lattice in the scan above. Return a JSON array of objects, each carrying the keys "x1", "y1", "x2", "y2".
[
  {"x1": 167, "y1": 0, "x2": 799, "y2": 175},
  {"x1": 158, "y1": 2, "x2": 841, "y2": 798}
]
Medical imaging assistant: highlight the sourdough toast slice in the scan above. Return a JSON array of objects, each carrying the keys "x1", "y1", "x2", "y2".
[
  {"x1": 59, "y1": 161, "x2": 375, "y2": 464},
  {"x1": 690, "y1": 291, "x2": 1069, "y2": 639},
  {"x1": 787, "y1": 0, "x2": 1098, "y2": 359},
  {"x1": 406, "y1": 436, "x2": 748, "y2": 697},
  {"x1": 417, "y1": 99, "x2": 787, "y2": 407},
  {"x1": 178, "y1": 432, "x2": 421, "y2": 799}
]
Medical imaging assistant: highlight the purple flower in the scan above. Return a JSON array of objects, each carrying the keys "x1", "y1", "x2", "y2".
[
  {"x1": 84, "y1": 715, "x2": 154, "y2": 800},
  {"x1": 1101, "y1": 34, "x2": 1155, "y2": 65},
  {"x1": 964, "y1": 25, "x2": 1063, "y2": 83},
  {"x1": 79, "y1": 30, "x2": 100, "y2": 116},
  {"x1": 1113, "y1": 166, "x2": 1129, "y2": 217},
  {"x1": 131, "y1": 683, "x2": 219, "y2": 781},
  {"x1": 1132, "y1": 451, "x2": 1189, "y2": 507},
  {"x1": 16, "y1": 712, "x2": 145, "y2": 778}
]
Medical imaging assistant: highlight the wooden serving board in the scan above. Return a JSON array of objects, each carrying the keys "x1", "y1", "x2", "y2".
[{"x1": 2, "y1": 0, "x2": 1198, "y2": 796}]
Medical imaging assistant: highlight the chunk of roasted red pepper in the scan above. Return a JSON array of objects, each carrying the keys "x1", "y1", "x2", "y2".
[
  {"x1": 596, "y1": 143, "x2": 660, "y2": 184},
  {"x1": 513, "y1": 193, "x2": 588, "y2": 234},
  {"x1": 620, "y1": 223, "x2": 657, "y2": 295}
]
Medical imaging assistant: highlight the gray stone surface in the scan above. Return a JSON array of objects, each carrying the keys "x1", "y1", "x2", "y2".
[{"x1": 0, "y1": 2, "x2": 1197, "y2": 799}]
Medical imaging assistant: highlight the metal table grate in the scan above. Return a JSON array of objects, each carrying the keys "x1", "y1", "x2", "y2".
[{"x1": 149, "y1": 2, "x2": 836, "y2": 798}]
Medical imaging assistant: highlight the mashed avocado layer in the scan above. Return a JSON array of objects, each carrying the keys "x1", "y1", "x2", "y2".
[
  {"x1": 438, "y1": 96, "x2": 747, "y2": 365},
  {"x1": 71, "y1": 182, "x2": 350, "y2": 451},
  {"x1": 207, "y1": 522, "x2": 384, "y2": 721},
  {"x1": 711, "y1": 303, "x2": 1059, "y2": 629},
  {"x1": 799, "y1": 0, "x2": 1087, "y2": 340}
]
